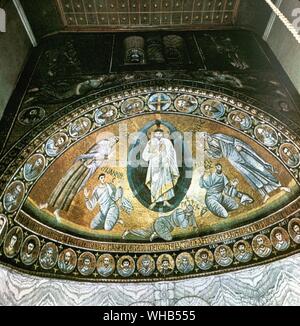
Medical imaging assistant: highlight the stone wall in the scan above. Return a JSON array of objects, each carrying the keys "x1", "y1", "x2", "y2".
[
  {"x1": 266, "y1": 0, "x2": 300, "y2": 93},
  {"x1": 0, "y1": 0, "x2": 31, "y2": 119},
  {"x1": 1, "y1": 254, "x2": 300, "y2": 306}
]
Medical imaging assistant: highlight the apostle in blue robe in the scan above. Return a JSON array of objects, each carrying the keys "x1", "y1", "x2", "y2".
[
  {"x1": 122, "y1": 205, "x2": 197, "y2": 242},
  {"x1": 200, "y1": 164, "x2": 239, "y2": 218},
  {"x1": 203, "y1": 133, "x2": 290, "y2": 203}
]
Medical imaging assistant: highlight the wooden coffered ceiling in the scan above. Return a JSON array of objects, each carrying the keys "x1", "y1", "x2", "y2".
[
  {"x1": 56, "y1": 0, "x2": 240, "y2": 30},
  {"x1": 18, "y1": 0, "x2": 272, "y2": 40}
]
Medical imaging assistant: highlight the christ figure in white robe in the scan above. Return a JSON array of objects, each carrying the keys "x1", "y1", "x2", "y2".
[{"x1": 142, "y1": 127, "x2": 180, "y2": 209}]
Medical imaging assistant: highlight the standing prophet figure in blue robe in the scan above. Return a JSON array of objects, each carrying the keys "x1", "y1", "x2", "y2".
[
  {"x1": 202, "y1": 133, "x2": 290, "y2": 203},
  {"x1": 40, "y1": 136, "x2": 119, "y2": 220}
]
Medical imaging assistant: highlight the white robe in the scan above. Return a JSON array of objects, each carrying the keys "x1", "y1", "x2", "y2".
[
  {"x1": 142, "y1": 137, "x2": 179, "y2": 203},
  {"x1": 86, "y1": 183, "x2": 120, "y2": 231}
]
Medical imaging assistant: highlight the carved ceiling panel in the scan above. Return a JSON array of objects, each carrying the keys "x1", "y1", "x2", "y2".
[{"x1": 56, "y1": 0, "x2": 240, "y2": 30}]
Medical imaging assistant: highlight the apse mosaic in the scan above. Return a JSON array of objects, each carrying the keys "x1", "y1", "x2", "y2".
[
  {"x1": 1, "y1": 29, "x2": 300, "y2": 282},
  {"x1": 1, "y1": 83, "x2": 300, "y2": 282}
]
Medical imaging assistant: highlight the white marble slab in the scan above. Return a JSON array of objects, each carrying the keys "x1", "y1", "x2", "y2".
[{"x1": 1, "y1": 253, "x2": 300, "y2": 306}]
